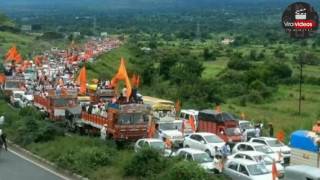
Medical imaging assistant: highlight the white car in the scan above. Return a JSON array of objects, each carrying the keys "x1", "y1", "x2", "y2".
[
  {"x1": 157, "y1": 120, "x2": 185, "y2": 145},
  {"x1": 224, "y1": 159, "x2": 274, "y2": 180},
  {"x1": 175, "y1": 148, "x2": 220, "y2": 173},
  {"x1": 10, "y1": 90, "x2": 25, "y2": 107},
  {"x1": 229, "y1": 151, "x2": 284, "y2": 178},
  {"x1": 249, "y1": 137, "x2": 291, "y2": 164},
  {"x1": 19, "y1": 94, "x2": 34, "y2": 108},
  {"x1": 183, "y1": 132, "x2": 225, "y2": 157},
  {"x1": 232, "y1": 142, "x2": 281, "y2": 163},
  {"x1": 134, "y1": 138, "x2": 170, "y2": 156}
]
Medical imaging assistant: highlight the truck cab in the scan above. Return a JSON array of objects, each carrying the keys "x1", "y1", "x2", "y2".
[
  {"x1": 198, "y1": 110, "x2": 241, "y2": 143},
  {"x1": 90, "y1": 88, "x2": 115, "y2": 103},
  {"x1": 105, "y1": 103, "x2": 151, "y2": 141},
  {"x1": 3, "y1": 76, "x2": 25, "y2": 97}
]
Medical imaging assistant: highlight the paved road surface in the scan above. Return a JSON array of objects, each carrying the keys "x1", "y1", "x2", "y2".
[{"x1": 0, "y1": 149, "x2": 66, "y2": 180}]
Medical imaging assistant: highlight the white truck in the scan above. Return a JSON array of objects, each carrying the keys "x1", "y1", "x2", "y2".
[{"x1": 290, "y1": 130, "x2": 320, "y2": 168}]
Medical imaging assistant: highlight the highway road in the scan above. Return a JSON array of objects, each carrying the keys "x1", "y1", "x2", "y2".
[{"x1": 0, "y1": 149, "x2": 68, "y2": 180}]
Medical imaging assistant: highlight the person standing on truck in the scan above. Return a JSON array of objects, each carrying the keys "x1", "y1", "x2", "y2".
[
  {"x1": 255, "y1": 125, "x2": 261, "y2": 137},
  {"x1": 312, "y1": 121, "x2": 320, "y2": 134}
]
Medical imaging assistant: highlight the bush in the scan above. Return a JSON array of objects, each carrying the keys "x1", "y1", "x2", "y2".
[
  {"x1": 124, "y1": 148, "x2": 168, "y2": 178},
  {"x1": 247, "y1": 90, "x2": 264, "y2": 104},
  {"x1": 160, "y1": 161, "x2": 208, "y2": 180},
  {"x1": 227, "y1": 59, "x2": 252, "y2": 70}
]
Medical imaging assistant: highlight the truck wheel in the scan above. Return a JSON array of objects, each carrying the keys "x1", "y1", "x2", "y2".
[{"x1": 205, "y1": 150, "x2": 212, "y2": 157}]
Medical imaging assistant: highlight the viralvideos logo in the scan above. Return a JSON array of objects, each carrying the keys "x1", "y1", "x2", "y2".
[{"x1": 282, "y1": 2, "x2": 319, "y2": 38}]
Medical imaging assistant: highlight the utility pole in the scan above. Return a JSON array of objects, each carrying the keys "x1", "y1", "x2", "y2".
[
  {"x1": 196, "y1": 22, "x2": 201, "y2": 41},
  {"x1": 298, "y1": 61, "x2": 303, "y2": 115}
]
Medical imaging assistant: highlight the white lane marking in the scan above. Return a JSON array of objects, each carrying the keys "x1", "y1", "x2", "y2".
[{"x1": 8, "y1": 149, "x2": 71, "y2": 180}]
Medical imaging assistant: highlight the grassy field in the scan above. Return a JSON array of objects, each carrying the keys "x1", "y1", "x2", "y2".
[
  {"x1": 202, "y1": 57, "x2": 228, "y2": 79},
  {"x1": 223, "y1": 84, "x2": 320, "y2": 141}
]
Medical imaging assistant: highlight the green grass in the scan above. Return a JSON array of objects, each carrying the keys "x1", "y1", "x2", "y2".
[
  {"x1": 202, "y1": 57, "x2": 229, "y2": 79},
  {"x1": 223, "y1": 84, "x2": 320, "y2": 141},
  {"x1": 87, "y1": 44, "x2": 134, "y2": 80}
]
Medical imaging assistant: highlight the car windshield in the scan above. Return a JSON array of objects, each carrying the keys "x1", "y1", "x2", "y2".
[
  {"x1": 253, "y1": 155, "x2": 273, "y2": 165},
  {"x1": 255, "y1": 145, "x2": 274, "y2": 154},
  {"x1": 225, "y1": 127, "x2": 241, "y2": 136},
  {"x1": 150, "y1": 141, "x2": 165, "y2": 150},
  {"x1": 204, "y1": 135, "x2": 224, "y2": 143},
  {"x1": 240, "y1": 122, "x2": 253, "y2": 129},
  {"x1": 159, "y1": 122, "x2": 181, "y2": 130},
  {"x1": 193, "y1": 153, "x2": 213, "y2": 163},
  {"x1": 267, "y1": 139, "x2": 284, "y2": 147},
  {"x1": 247, "y1": 164, "x2": 270, "y2": 176},
  {"x1": 6, "y1": 81, "x2": 20, "y2": 89},
  {"x1": 118, "y1": 113, "x2": 146, "y2": 125}
]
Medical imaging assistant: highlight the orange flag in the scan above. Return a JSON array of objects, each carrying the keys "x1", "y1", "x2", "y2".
[
  {"x1": 272, "y1": 160, "x2": 278, "y2": 180},
  {"x1": 5, "y1": 45, "x2": 22, "y2": 63},
  {"x1": 189, "y1": 115, "x2": 196, "y2": 133},
  {"x1": 276, "y1": 130, "x2": 285, "y2": 143},
  {"x1": 111, "y1": 58, "x2": 132, "y2": 99},
  {"x1": 136, "y1": 75, "x2": 140, "y2": 87},
  {"x1": 0, "y1": 74, "x2": 6, "y2": 84},
  {"x1": 77, "y1": 66, "x2": 87, "y2": 95},
  {"x1": 131, "y1": 74, "x2": 137, "y2": 87},
  {"x1": 147, "y1": 121, "x2": 156, "y2": 138}
]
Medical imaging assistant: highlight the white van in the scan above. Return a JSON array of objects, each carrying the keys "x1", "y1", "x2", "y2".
[
  {"x1": 10, "y1": 90, "x2": 25, "y2": 107},
  {"x1": 284, "y1": 165, "x2": 320, "y2": 180}
]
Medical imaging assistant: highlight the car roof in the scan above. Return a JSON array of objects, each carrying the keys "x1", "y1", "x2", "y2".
[
  {"x1": 140, "y1": 138, "x2": 163, "y2": 143},
  {"x1": 234, "y1": 151, "x2": 265, "y2": 156},
  {"x1": 228, "y1": 158, "x2": 258, "y2": 166},
  {"x1": 237, "y1": 142, "x2": 266, "y2": 147},
  {"x1": 252, "y1": 137, "x2": 277, "y2": 141},
  {"x1": 178, "y1": 148, "x2": 206, "y2": 154},
  {"x1": 181, "y1": 109, "x2": 199, "y2": 115},
  {"x1": 191, "y1": 132, "x2": 217, "y2": 136}
]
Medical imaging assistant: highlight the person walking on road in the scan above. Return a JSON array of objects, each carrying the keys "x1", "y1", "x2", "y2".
[{"x1": 0, "y1": 129, "x2": 8, "y2": 151}]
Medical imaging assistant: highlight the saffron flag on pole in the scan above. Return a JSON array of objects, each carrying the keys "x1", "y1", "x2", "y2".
[
  {"x1": 272, "y1": 160, "x2": 278, "y2": 180},
  {"x1": 111, "y1": 58, "x2": 132, "y2": 100},
  {"x1": 77, "y1": 66, "x2": 87, "y2": 95},
  {"x1": 189, "y1": 115, "x2": 196, "y2": 133}
]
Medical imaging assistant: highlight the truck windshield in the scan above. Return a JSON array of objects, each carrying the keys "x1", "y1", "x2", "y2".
[
  {"x1": 118, "y1": 113, "x2": 146, "y2": 125},
  {"x1": 225, "y1": 128, "x2": 241, "y2": 136},
  {"x1": 159, "y1": 122, "x2": 181, "y2": 130},
  {"x1": 6, "y1": 81, "x2": 20, "y2": 89},
  {"x1": 54, "y1": 99, "x2": 67, "y2": 107},
  {"x1": 240, "y1": 122, "x2": 253, "y2": 130}
]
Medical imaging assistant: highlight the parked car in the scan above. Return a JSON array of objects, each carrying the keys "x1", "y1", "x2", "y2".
[
  {"x1": 19, "y1": 94, "x2": 34, "y2": 108},
  {"x1": 232, "y1": 142, "x2": 281, "y2": 163},
  {"x1": 134, "y1": 138, "x2": 170, "y2": 156},
  {"x1": 175, "y1": 148, "x2": 221, "y2": 173},
  {"x1": 224, "y1": 159, "x2": 273, "y2": 180},
  {"x1": 183, "y1": 132, "x2": 225, "y2": 157},
  {"x1": 229, "y1": 151, "x2": 284, "y2": 178},
  {"x1": 249, "y1": 137, "x2": 291, "y2": 165},
  {"x1": 156, "y1": 120, "x2": 186, "y2": 145},
  {"x1": 238, "y1": 120, "x2": 256, "y2": 140},
  {"x1": 10, "y1": 90, "x2": 25, "y2": 107},
  {"x1": 283, "y1": 165, "x2": 320, "y2": 180}
]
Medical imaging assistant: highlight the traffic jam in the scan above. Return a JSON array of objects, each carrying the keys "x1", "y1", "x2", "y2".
[{"x1": 1, "y1": 37, "x2": 320, "y2": 180}]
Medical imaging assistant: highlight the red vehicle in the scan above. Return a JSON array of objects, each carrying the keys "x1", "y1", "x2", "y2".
[
  {"x1": 80, "y1": 103, "x2": 151, "y2": 142},
  {"x1": 34, "y1": 89, "x2": 79, "y2": 120},
  {"x1": 197, "y1": 110, "x2": 241, "y2": 143}
]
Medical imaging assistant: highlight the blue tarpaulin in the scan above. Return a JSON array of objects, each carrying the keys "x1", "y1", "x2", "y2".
[{"x1": 290, "y1": 130, "x2": 319, "y2": 152}]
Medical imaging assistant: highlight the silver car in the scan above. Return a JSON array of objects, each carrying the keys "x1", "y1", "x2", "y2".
[{"x1": 224, "y1": 159, "x2": 273, "y2": 180}]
